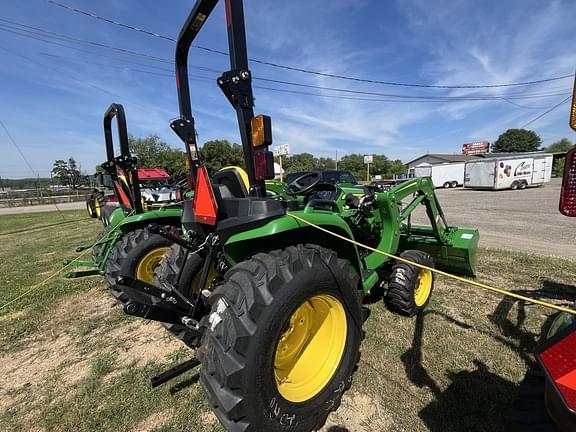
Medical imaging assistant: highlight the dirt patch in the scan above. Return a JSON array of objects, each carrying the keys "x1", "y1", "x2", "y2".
[
  {"x1": 199, "y1": 411, "x2": 218, "y2": 427},
  {"x1": 0, "y1": 332, "x2": 89, "y2": 409},
  {"x1": 0, "y1": 288, "x2": 181, "y2": 410},
  {"x1": 109, "y1": 321, "x2": 182, "y2": 369},
  {"x1": 131, "y1": 408, "x2": 174, "y2": 432},
  {"x1": 322, "y1": 392, "x2": 393, "y2": 431}
]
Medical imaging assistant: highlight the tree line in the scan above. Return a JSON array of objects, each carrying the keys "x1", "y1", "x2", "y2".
[{"x1": 49, "y1": 128, "x2": 575, "y2": 187}]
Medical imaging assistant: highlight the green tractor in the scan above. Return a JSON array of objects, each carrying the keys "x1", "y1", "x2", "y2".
[
  {"x1": 65, "y1": 104, "x2": 183, "y2": 303},
  {"x1": 109, "y1": 1, "x2": 479, "y2": 430}
]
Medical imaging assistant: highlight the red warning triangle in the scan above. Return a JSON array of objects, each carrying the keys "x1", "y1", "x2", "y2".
[{"x1": 193, "y1": 166, "x2": 218, "y2": 225}]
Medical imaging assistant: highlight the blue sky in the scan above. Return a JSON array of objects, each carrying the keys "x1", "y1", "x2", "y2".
[{"x1": 0, "y1": 0, "x2": 575, "y2": 178}]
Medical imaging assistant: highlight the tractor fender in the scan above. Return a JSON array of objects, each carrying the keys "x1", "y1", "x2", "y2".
[
  {"x1": 115, "y1": 207, "x2": 183, "y2": 234},
  {"x1": 223, "y1": 212, "x2": 362, "y2": 273}
]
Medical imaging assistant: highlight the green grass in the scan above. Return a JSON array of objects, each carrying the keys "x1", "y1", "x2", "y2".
[{"x1": 1, "y1": 210, "x2": 576, "y2": 432}]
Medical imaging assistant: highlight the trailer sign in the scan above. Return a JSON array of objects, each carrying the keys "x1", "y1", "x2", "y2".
[{"x1": 462, "y1": 141, "x2": 490, "y2": 155}]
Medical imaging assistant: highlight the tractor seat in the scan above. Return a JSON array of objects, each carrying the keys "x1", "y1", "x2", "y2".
[{"x1": 211, "y1": 167, "x2": 249, "y2": 199}]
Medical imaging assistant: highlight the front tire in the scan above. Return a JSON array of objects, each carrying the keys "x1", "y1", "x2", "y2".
[
  {"x1": 105, "y1": 228, "x2": 173, "y2": 303},
  {"x1": 198, "y1": 245, "x2": 363, "y2": 432},
  {"x1": 385, "y1": 250, "x2": 435, "y2": 316}
]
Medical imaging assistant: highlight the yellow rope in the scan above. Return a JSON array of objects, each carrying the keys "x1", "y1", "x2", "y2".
[{"x1": 289, "y1": 213, "x2": 576, "y2": 316}]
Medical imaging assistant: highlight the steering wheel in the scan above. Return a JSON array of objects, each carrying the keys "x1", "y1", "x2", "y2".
[{"x1": 285, "y1": 172, "x2": 322, "y2": 196}]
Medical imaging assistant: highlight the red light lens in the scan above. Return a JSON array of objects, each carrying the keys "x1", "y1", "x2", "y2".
[
  {"x1": 253, "y1": 150, "x2": 275, "y2": 181},
  {"x1": 560, "y1": 148, "x2": 576, "y2": 217},
  {"x1": 193, "y1": 166, "x2": 218, "y2": 225},
  {"x1": 538, "y1": 329, "x2": 576, "y2": 412}
]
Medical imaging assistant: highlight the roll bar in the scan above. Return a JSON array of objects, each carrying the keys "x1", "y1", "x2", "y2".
[
  {"x1": 102, "y1": 103, "x2": 144, "y2": 214},
  {"x1": 171, "y1": 0, "x2": 269, "y2": 197}
]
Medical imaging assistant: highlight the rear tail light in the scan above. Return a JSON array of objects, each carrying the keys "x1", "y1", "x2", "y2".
[
  {"x1": 253, "y1": 150, "x2": 275, "y2": 181},
  {"x1": 193, "y1": 166, "x2": 218, "y2": 225},
  {"x1": 537, "y1": 323, "x2": 576, "y2": 414},
  {"x1": 560, "y1": 148, "x2": 576, "y2": 217}
]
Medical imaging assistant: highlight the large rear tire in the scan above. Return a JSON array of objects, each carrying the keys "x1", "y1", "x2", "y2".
[
  {"x1": 105, "y1": 228, "x2": 173, "y2": 303},
  {"x1": 385, "y1": 250, "x2": 435, "y2": 316},
  {"x1": 197, "y1": 244, "x2": 363, "y2": 432}
]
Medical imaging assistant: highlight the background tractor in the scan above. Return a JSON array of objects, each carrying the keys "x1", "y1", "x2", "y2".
[
  {"x1": 65, "y1": 104, "x2": 183, "y2": 304},
  {"x1": 104, "y1": 1, "x2": 480, "y2": 431}
]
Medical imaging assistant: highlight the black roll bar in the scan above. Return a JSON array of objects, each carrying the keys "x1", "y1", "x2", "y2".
[
  {"x1": 102, "y1": 103, "x2": 144, "y2": 214},
  {"x1": 172, "y1": 0, "x2": 268, "y2": 197}
]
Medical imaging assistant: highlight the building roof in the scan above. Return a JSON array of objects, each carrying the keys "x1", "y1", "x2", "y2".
[{"x1": 405, "y1": 153, "x2": 483, "y2": 166}]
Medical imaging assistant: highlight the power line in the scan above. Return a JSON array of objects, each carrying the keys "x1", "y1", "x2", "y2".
[
  {"x1": 0, "y1": 119, "x2": 37, "y2": 177},
  {"x1": 37, "y1": 53, "x2": 571, "y2": 105},
  {"x1": 0, "y1": 19, "x2": 169, "y2": 63},
  {"x1": 3, "y1": 20, "x2": 571, "y2": 105},
  {"x1": 521, "y1": 96, "x2": 571, "y2": 128},
  {"x1": 47, "y1": 0, "x2": 574, "y2": 90}
]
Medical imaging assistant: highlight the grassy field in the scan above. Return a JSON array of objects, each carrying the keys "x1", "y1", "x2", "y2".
[{"x1": 1, "y1": 210, "x2": 575, "y2": 432}]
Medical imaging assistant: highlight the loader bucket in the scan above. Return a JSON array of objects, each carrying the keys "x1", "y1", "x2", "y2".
[{"x1": 398, "y1": 225, "x2": 479, "y2": 277}]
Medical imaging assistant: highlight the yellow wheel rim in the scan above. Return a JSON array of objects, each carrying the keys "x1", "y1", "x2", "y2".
[
  {"x1": 95, "y1": 201, "x2": 101, "y2": 218},
  {"x1": 414, "y1": 269, "x2": 432, "y2": 307},
  {"x1": 135, "y1": 247, "x2": 170, "y2": 283},
  {"x1": 87, "y1": 202, "x2": 93, "y2": 217},
  {"x1": 274, "y1": 294, "x2": 347, "y2": 403}
]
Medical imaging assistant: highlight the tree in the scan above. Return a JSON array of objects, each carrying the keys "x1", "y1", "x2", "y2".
[
  {"x1": 284, "y1": 153, "x2": 315, "y2": 174},
  {"x1": 51, "y1": 159, "x2": 69, "y2": 186},
  {"x1": 67, "y1": 157, "x2": 82, "y2": 189},
  {"x1": 314, "y1": 157, "x2": 336, "y2": 171},
  {"x1": 492, "y1": 129, "x2": 542, "y2": 153},
  {"x1": 546, "y1": 138, "x2": 573, "y2": 153},
  {"x1": 199, "y1": 140, "x2": 245, "y2": 174},
  {"x1": 338, "y1": 154, "x2": 364, "y2": 179},
  {"x1": 128, "y1": 134, "x2": 187, "y2": 180},
  {"x1": 51, "y1": 158, "x2": 83, "y2": 188},
  {"x1": 546, "y1": 138, "x2": 574, "y2": 176},
  {"x1": 388, "y1": 160, "x2": 407, "y2": 178}
]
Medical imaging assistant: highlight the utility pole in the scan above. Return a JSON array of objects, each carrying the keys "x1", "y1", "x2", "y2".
[{"x1": 335, "y1": 150, "x2": 338, "y2": 170}]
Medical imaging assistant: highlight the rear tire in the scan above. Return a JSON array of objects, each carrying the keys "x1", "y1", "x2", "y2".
[
  {"x1": 86, "y1": 197, "x2": 96, "y2": 218},
  {"x1": 105, "y1": 228, "x2": 173, "y2": 303},
  {"x1": 510, "y1": 181, "x2": 519, "y2": 190},
  {"x1": 153, "y1": 245, "x2": 210, "y2": 347},
  {"x1": 518, "y1": 181, "x2": 527, "y2": 190},
  {"x1": 100, "y1": 205, "x2": 115, "y2": 227},
  {"x1": 450, "y1": 181, "x2": 458, "y2": 188},
  {"x1": 443, "y1": 182, "x2": 451, "y2": 188},
  {"x1": 197, "y1": 245, "x2": 363, "y2": 432},
  {"x1": 385, "y1": 250, "x2": 435, "y2": 316}
]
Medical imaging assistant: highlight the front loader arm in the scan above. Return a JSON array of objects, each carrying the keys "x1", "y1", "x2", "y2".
[{"x1": 388, "y1": 177, "x2": 450, "y2": 243}]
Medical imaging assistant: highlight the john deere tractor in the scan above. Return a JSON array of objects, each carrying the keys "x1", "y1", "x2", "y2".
[
  {"x1": 65, "y1": 104, "x2": 184, "y2": 304},
  {"x1": 107, "y1": 1, "x2": 479, "y2": 431}
]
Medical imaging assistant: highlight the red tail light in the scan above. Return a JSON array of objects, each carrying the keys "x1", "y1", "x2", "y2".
[
  {"x1": 537, "y1": 324, "x2": 576, "y2": 413},
  {"x1": 253, "y1": 150, "x2": 275, "y2": 181},
  {"x1": 193, "y1": 166, "x2": 218, "y2": 225},
  {"x1": 560, "y1": 148, "x2": 576, "y2": 217}
]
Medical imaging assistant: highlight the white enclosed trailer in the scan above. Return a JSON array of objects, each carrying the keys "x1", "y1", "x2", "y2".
[
  {"x1": 413, "y1": 162, "x2": 465, "y2": 188},
  {"x1": 464, "y1": 154, "x2": 552, "y2": 190}
]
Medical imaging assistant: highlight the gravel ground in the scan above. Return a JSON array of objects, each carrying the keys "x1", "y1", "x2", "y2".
[
  {"x1": 0, "y1": 201, "x2": 84, "y2": 215},
  {"x1": 412, "y1": 177, "x2": 576, "y2": 258}
]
